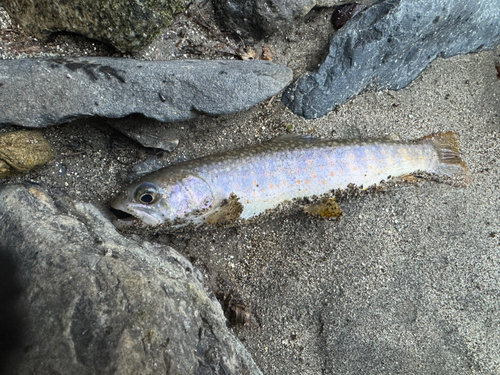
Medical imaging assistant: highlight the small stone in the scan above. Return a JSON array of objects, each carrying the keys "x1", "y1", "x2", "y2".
[
  {"x1": 108, "y1": 115, "x2": 180, "y2": 152},
  {"x1": 261, "y1": 46, "x2": 274, "y2": 61},
  {"x1": 0, "y1": 130, "x2": 53, "y2": 178}
]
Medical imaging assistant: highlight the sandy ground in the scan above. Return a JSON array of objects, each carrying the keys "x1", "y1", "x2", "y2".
[{"x1": 2, "y1": 2, "x2": 500, "y2": 373}]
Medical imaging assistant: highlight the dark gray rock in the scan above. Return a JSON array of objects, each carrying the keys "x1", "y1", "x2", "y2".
[
  {"x1": 214, "y1": 0, "x2": 374, "y2": 39},
  {"x1": 282, "y1": 0, "x2": 500, "y2": 119},
  {"x1": 0, "y1": 57, "x2": 292, "y2": 128},
  {"x1": 2, "y1": 0, "x2": 184, "y2": 53},
  {"x1": 108, "y1": 115, "x2": 180, "y2": 152},
  {"x1": 0, "y1": 184, "x2": 262, "y2": 375},
  {"x1": 0, "y1": 250, "x2": 24, "y2": 375}
]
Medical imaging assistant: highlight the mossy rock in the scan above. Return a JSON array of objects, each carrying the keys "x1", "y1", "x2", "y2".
[{"x1": 2, "y1": 0, "x2": 185, "y2": 53}]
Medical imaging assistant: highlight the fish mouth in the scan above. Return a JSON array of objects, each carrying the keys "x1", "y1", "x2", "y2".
[
  {"x1": 109, "y1": 207, "x2": 139, "y2": 228},
  {"x1": 109, "y1": 205, "x2": 163, "y2": 227},
  {"x1": 110, "y1": 207, "x2": 134, "y2": 220}
]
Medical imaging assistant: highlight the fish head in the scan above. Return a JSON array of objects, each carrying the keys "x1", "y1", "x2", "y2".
[{"x1": 111, "y1": 173, "x2": 214, "y2": 227}]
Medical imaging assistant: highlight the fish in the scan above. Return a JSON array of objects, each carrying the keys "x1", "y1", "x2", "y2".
[{"x1": 110, "y1": 132, "x2": 469, "y2": 228}]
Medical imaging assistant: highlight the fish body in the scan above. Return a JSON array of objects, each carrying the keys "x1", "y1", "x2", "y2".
[{"x1": 111, "y1": 133, "x2": 468, "y2": 227}]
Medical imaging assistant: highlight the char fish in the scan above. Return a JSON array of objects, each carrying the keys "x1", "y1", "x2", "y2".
[{"x1": 111, "y1": 132, "x2": 468, "y2": 228}]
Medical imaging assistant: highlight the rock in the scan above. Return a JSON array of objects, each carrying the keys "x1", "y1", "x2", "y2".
[
  {"x1": 0, "y1": 57, "x2": 292, "y2": 128},
  {"x1": 331, "y1": 3, "x2": 363, "y2": 30},
  {"x1": 213, "y1": 0, "x2": 371, "y2": 39},
  {"x1": 214, "y1": 0, "x2": 340, "y2": 39},
  {"x1": 0, "y1": 130, "x2": 53, "y2": 178},
  {"x1": 0, "y1": 250, "x2": 24, "y2": 375},
  {"x1": 108, "y1": 115, "x2": 180, "y2": 152},
  {"x1": 1, "y1": 0, "x2": 184, "y2": 53},
  {"x1": 282, "y1": 0, "x2": 500, "y2": 119},
  {"x1": 0, "y1": 184, "x2": 262, "y2": 375}
]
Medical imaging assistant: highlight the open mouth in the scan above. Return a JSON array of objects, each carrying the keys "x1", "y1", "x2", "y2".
[
  {"x1": 110, "y1": 206, "x2": 134, "y2": 220},
  {"x1": 109, "y1": 205, "x2": 163, "y2": 227},
  {"x1": 109, "y1": 207, "x2": 140, "y2": 228}
]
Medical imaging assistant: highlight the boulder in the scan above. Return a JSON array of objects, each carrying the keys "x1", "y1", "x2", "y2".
[
  {"x1": 0, "y1": 184, "x2": 262, "y2": 375},
  {"x1": 1, "y1": 0, "x2": 184, "y2": 53}
]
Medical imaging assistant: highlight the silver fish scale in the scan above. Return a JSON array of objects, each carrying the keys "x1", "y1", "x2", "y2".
[{"x1": 180, "y1": 138, "x2": 437, "y2": 219}]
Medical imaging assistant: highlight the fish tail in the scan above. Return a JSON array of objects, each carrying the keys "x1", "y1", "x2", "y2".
[{"x1": 421, "y1": 132, "x2": 470, "y2": 180}]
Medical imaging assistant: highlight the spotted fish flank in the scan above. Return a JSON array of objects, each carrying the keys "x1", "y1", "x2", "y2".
[{"x1": 111, "y1": 132, "x2": 469, "y2": 228}]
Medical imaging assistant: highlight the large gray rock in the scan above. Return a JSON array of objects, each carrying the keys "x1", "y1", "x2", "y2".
[
  {"x1": 2, "y1": 0, "x2": 184, "y2": 53},
  {"x1": 282, "y1": 0, "x2": 500, "y2": 119},
  {"x1": 0, "y1": 184, "x2": 262, "y2": 375},
  {"x1": 0, "y1": 57, "x2": 292, "y2": 128}
]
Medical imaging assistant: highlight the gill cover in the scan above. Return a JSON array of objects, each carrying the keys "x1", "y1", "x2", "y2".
[{"x1": 152, "y1": 174, "x2": 214, "y2": 223}]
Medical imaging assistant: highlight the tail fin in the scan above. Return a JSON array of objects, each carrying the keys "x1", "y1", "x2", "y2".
[{"x1": 421, "y1": 132, "x2": 469, "y2": 181}]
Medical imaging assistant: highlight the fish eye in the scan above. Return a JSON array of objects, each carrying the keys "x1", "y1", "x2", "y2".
[
  {"x1": 134, "y1": 183, "x2": 159, "y2": 205},
  {"x1": 139, "y1": 193, "x2": 154, "y2": 203}
]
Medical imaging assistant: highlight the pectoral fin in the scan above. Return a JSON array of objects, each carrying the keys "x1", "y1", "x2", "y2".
[
  {"x1": 207, "y1": 193, "x2": 243, "y2": 225},
  {"x1": 304, "y1": 198, "x2": 343, "y2": 219}
]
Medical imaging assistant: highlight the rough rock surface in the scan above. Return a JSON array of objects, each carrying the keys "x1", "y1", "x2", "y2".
[
  {"x1": 0, "y1": 57, "x2": 292, "y2": 128},
  {"x1": 214, "y1": 0, "x2": 373, "y2": 39},
  {"x1": 0, "y1": 130, "x2": 53, "y2": 178},
  {"x1": 1, "y1": 0, "x2": 184, "y2": 53},
  {"x1": 108, "y1": 115, "x2": 181, "y2": 152},
  {"x1": 283, "y1": 0, "x2": 500, "y2": 119},
  {"x1": 0, "y1": 184, "x2": 262, "y2": 375},
  {"x1": 0, "y1": 250, "x2": 24, "y2": 375}
]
